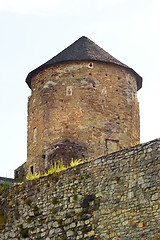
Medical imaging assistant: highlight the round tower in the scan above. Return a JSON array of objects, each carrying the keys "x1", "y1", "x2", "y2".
[{"x1": 25, "y1": 36, "x2": 142, "y2": 174}]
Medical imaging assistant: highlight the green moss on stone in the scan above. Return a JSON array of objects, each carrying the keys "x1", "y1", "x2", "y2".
[
  {"x1": 52, "y1": 208, "x2": 57, "y2": 215},
  {"x1": 115, "y1": 176, "x2": 120, "y2": 183},
  {"x1": 24, "y1": 198, "x2": 31, "y2": 206},
  {"x1": 52, "y1": 197, "x2": 58, "y2": 205},
  {"x1": 73, "y1": 194, "x2": 78, "y2": 202},
  {"x1": 20, "y1": 228, "x2": 29, "y2": 238},
  {"x1": 57, "y1": 218, "x2": 63, "y2": 226},
  {"x1": 32, "y1": 204, "x2": 38, "y2": 212},
  {"x1": 52, "y1": 174, "x2": 59, "y2": 183},
  {"x1": 0, "y1": 209, "x2": 6, "y2": 230},
  {"x1": 14, "y1": 208, "x2": 20, "y2": 220}
]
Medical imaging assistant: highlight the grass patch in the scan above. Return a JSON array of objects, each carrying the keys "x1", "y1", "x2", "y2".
[
  {"x1": 70, "y1": 158, "x2": 84, "y2": 167},
  {"x1": 46, "y1": 160, "x2": 67, "y2": 175},
  {"x1": 0, "y1": 182, "x2": 13, "y2": 192},
  {"x1": 26, "y1": 157, "x2": 93, "y2": 181},
  {"x1": 26, "y1": 172, "x2": 40, "y2": 181}
]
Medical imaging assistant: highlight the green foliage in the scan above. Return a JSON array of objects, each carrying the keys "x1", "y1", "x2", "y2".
[
  {"x1": 61, "y1": 236, "x2": 67, "y2": 240},
  {"x1": 52, "y1": 174, "x2": 59, "y2": 183},
  {"x1": 52, "y1": 208, "x2": 58, "y2": 215},
  {"x1": 46, "y1": 161, "x2": 57, "y2": 175},
  {"x1": 0, "y1": 182, "x2": 13, "y2": 192},
  {"x1": 26, "y1": 217, "x2": 31, "y2": 224},
  {"x1": 20, "y1": 183, "x2": 25, "y2": 191},
  {"x1": 9, "y1": 218, "x2": 14, "y2": 223},
  {"x1": 80, "y1": 172, "x2": 90, "y2": 180},
  {"x1": 43, "y1": 160, "x2": 66, "y2": 177},
  {"x1": 69, "y1": 157, "x2": 92, "y2": 168},
  {"x1": 63, "y1": 137, "x2": 70, "y2": 143},
  {"x1": 24, "y1": 198, "x2": 31, "y2": 206},
  {"x1": 14, "y1": 187, "x2": 20, "y2": 194},
  {"x1": 15, "y1": 200, "x2": 19, "y2": 206},
  {"x1": 26, "y1": 157, "x2": 92, "y2": 181},
  {"x1": 8, "y1": 193, "x2": 13, "y2": 200},
  {"x1": 73, "y1": 194, "x2": 78, "y2": 202},
  {"x1": 32, "y1": 204, "x2": 38, "y2": 212},
  {"x1": 26, "y1": 172, "x2": 40, "y2": 181},
  {"x1": 18, "y1": 224, "x2": 23, "y2": 229},
  {"x1": 115, "y1": 176, "x2": 120, "y2": 183},
  {"x1": 52, "y1": 197, "x2": 58, "y2": 205},
  {"x1": 18, "y1": 175, "x2": 23, "y2": 180},
  {"x1": 70, "y1": 158, "x2": 84, "y2": 168},
  {"x1": 36, "y1": 186, "x2": 40, "y2": 192},
  {"x1": 57, "y1": 218, "x2": 63, "y2": 226},
  {"x1": 20, "y1": 228, "x2": 29, "y2": 238},
  {"x1": 49, "y1": 160, "x2": 66, "y2": 174},
  {"x1": 131, "y1": 140, "x2": 140, "y2": 147},
  {"x1": 0, "y1": 209, "x2": 6, "y2": 230},
  {"x1": 14, "y1": 208, "x2": 20, "y2": 220},
  {"x1": 56, "y1": 160, "x2": 67, "y2": 172},
  {"x1": 76, "y1": 211, "x2": 84, "y2": 218},
  {"x1": 0, "y1": 210, "x2": 4, "y2": 217}
]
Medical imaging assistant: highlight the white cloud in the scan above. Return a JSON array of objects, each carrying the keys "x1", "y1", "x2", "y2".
[{"x1": 0, "y1": 0, "x2": 64, "y2": 15}]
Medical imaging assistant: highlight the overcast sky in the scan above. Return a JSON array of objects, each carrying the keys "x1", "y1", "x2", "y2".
[{"x1": 0, "y1": 0, "x2": 160, "y2": 178}]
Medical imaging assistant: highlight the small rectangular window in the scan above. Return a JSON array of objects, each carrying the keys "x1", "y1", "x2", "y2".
[{"x1": 30, "y1": 165, "x2": 34, "y2": 174}]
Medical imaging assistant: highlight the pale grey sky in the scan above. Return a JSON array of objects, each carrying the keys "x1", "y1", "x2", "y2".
[{"x1": 0, "y1": 0, "x2": 160, "y2": 178}]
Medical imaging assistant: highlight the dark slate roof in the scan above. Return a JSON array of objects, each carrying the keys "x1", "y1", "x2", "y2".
[{"x1": 26, "y1": 36, "x2": 142, "y2": 90}]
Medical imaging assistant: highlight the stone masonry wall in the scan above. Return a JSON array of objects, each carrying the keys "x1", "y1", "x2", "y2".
[
  {"x1": 27, "y1": 61, "x2": 140, "y2": 174},
  {"x1": 0, "y1": 139, "x2": 159, "y2": 240},
  {"x1": 0, "y1": 177, "x2": 20, "y2": 186}
]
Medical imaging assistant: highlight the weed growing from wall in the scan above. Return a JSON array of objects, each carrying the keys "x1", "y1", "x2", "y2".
[
  {"x1": 24, "y1": 199, "x2": 31, "y2": 206},
  {"x1": 70, "y1": 158, "x2": 84, "y2": 167},
  {"x1": 26, "y1": 157, "x2": 92, "y2": 181},
  {"x1": 0, "y1": 209, "x2": 6, "y2": 231},
  {"x1": 14, "y1": 208, "x2": 20, "y2": 220},
  {"x1": 20, "y1": 227, "x2": 29, "y2": 238},
  {"x1": 46, "y1": 160, "x2": 67, "y2": 175},
  {"x1": 52, "y1": 197, "x2": 58, "y2": 205},
  {"x1": 26, "y1": 172, "x2": 40, "y2": 181},
  {"x1": 63, "y1": 137, "x2": 71, "y2": 143},
  {"x1": 57, "y1": 218, "x2": 63, "y2": 226},
  {"x1": 0, "y1": 182, "x2": 13, "y2": 192}
]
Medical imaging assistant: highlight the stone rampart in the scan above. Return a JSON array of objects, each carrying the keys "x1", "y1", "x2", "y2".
[
  {"x1": 0, "y1": 139, "x2": 159, "y2": 239},
  {"x1": 0, "y1": 177, "x2": 20, "y2": 185}
]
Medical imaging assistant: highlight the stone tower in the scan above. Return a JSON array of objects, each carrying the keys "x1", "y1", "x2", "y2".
[{"x1": 25, "y1": 36, "x2": 142, "y2": 175}]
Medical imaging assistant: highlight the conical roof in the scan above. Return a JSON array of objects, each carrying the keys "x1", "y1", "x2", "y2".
[{"x1": 26, "y1": 36, "x2": 142, "y2": 90}]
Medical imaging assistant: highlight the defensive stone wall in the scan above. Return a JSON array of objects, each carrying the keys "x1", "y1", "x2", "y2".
[
  {"x1": 0, "y1": 139, "x2": 159, "y2": 239},
  {"x1": 0, "y1": 177, "x2": 20, "y2": 186}
]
